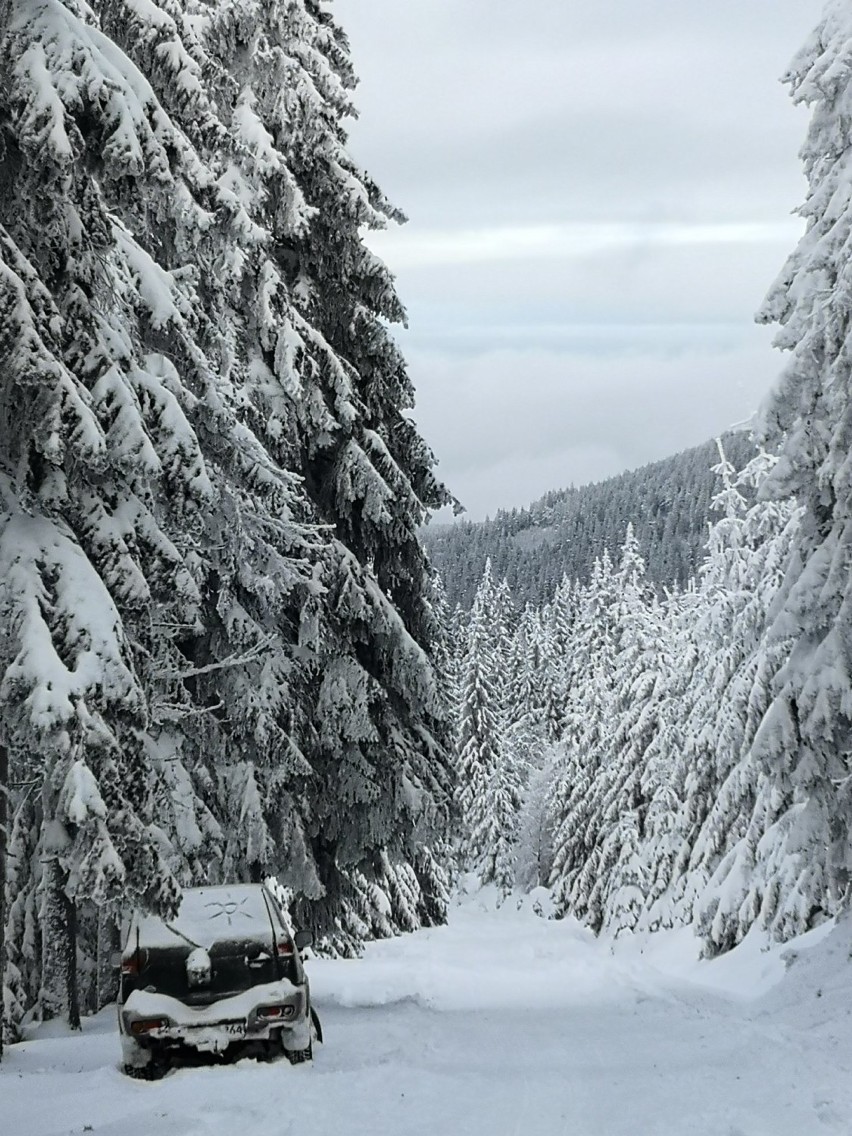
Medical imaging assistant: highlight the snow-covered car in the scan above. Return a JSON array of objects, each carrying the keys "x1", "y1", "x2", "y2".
[{"x1": 117, "y1": 883, "x2": 320, "y2": 1078}]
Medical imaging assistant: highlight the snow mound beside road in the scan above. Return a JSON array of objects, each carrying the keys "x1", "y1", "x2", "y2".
[{"x1": 309, "y1": 886, "x2": 657, "y2": 1012}]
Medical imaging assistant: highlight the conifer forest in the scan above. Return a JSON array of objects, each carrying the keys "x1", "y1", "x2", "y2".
[
  {"x1": 0, "y1": 0, "x2": 453, "y2": 1039},
  {"x1": 2, "y1": 6, "x2": 852, "y2": 1129}
]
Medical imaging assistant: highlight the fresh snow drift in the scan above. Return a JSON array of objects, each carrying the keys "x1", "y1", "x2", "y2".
[{"x1": 3, "y1": 895, "x2": 850, "y2": 1136}]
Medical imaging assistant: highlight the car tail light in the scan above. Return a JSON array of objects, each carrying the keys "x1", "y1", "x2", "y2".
[
  {"x1": 276, "y1": 939, "x2": 294, "y2": 957},
  {"x1": 258, "y1": 1005, "x2": 296, "y2": 1021},
  {"x1": 129, "y1": 1017, "x2": 169, "y2": 1036},
  {"x1": 121, "y1": 949, "x2": 148, "y2": 976}
]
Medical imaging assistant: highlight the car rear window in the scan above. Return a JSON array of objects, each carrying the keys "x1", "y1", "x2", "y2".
[{"x1": 136, "y1": 886, "x2": 274, "y2": 949}]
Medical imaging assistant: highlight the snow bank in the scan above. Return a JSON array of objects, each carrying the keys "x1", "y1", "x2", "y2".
[
  {"x1": 609, "y1": 906, "x2": 838, "y2": 1001},
  {"x1": 312, "y1": 883, "x2": 845, "y2": 1016},
  {"x1": 756, "y1": 910, "x2": 852, "y2": 1026},
  {"x1": 311, "y1": 886, "x2": 667, "y2": 1012}
]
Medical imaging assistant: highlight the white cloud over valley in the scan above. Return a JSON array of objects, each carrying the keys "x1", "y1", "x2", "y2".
[{"x1": 337, "y1": 0, "x2": 824, "y2": 519}]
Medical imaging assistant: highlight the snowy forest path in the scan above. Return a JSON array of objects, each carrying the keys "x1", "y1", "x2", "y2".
[{"x1": 2, "y1": 896, "x2": 850, "y2": 1136}]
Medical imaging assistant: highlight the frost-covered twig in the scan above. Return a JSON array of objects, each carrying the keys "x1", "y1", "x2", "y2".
[
  {"x1": 165, "y1": 635, "x2": 276, "y2": 681},
  {"x1": 152, "y1": 699, "x2": 226, "y2": 724}
]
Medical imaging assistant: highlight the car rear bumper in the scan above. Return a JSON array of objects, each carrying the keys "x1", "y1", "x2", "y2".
[{"x1": 120, "y1": 978, "x2": 310, "y2": 1063}]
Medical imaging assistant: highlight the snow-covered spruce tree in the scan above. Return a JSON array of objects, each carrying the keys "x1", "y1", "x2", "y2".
[
  {"x1": 195, "y1": 0, "x2": 455, "y2": 932},
  {"x1": 603, "y1": 811, "x2": 646, "y2": 939},
  {"x1": 430, "y1": 574, "x2": 460, "y2": 728},
  {"x1": 456, "y1": 562, "x2": 519, "y2": 892},
  {"x1": 197, "y1": 0, "x2": 454, "y2": 934},
  {"x1": 0, "y1": 0, "x2": 273, "y2": 1023},
  {"x1": 509, "y1": 605, "x2": 548, "y2": 732},
  {"x1": 627, "y1": 446, "x2": 797, "y2": 942},
  {"x1": 637, "y1": 443, "x2": 760, "y2": 930},
  {"x1": 514, "y1": 743, "x2": 561, "y2": 892},
  {"x1": 633, "y1": 586, "x2": 702, "y2": 932},
  {"x1": 540, "y1": 621, "x2": 568, "y2": 745},
  {"x1": 547, "y1": 550, "x2": 620, "y2": 917},
  {"x1": 455, "y1": 563, "x2": 501, "y2": 859},
  {"x1": 503, "y1": 610, "x2": 547, "y2": 792},
  {"x1": 0, "y1": 48, "x2": 221, "y2": 1002},
  {"x1": 0, "y1": 0, "x2": 224, "y2": 1024},
  {"x1": 419, "y1": 573, "x2": 462, "y2": 892},
  {"x1": 565, "y1": 526, "x2": 661, "y2": 931},
  {"x1": 700, "y1": 5, "x2": 852, "y2": 941},
  {"x1": 229, "y1": 0, "x2": 459, "y2": 909},
  {"x1": 549, "y1": 574, "x2": 578, "y2": 658},
  {"x1": 684, "y1": 452, "x2": 799, "y2": 950},
  {"x1": 595, "y1": 596, "x2": 671, "y2": 935},
  {"x1": 80, "y1": 0, "x2": 330, "y2": 901},
  {"x1": 2, "y1": 791, "x2": 40, "y2": 1046}
]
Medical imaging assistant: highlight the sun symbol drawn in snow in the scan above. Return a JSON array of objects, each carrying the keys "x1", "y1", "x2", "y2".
[{"x1": 203, "y1": 898, "x2": 252, "y2": 925}]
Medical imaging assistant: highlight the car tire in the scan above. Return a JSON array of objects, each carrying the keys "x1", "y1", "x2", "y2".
[
  {"x1": 309, "y1": 1005, "x2": 323, "y2": 1045},
  {"x1": 122, "y1": 1043, "x2": 169, "y2": 1081},
  {"x1": 123, "y1": 1059, "x2": 169, "y2": 1081},
  {"x1": 285, "y1": 1042, "x2": 313, "y2": 1065},
  {"x1": 123, "y1": 1063, "x2": 147, "y2": 1080}
]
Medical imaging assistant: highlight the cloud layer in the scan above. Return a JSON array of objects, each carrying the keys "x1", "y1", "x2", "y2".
[{"x1": 337, "y1": 0, "x2": 823, "y2": 519}]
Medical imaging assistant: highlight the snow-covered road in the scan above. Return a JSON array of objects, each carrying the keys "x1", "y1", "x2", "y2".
[{"x1": 3, "y1": 894, "x2": 851, "y2": 1136}]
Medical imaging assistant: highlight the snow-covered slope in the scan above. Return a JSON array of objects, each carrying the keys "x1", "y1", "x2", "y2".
[{"x1": 2, "y1": 896, "x2": 850, "y2": 1136}]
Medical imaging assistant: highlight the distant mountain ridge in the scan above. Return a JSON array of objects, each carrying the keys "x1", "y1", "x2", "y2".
[{"x1": 424, "y1": 432, "x2": 756, "y2": 609}]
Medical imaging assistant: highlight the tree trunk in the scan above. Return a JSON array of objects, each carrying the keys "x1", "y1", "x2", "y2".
[
  {"x1": 95, "y1": 908, "x2": 119, "y2": 1012},
  {"x1": 0, "y1": 743, "x2": 8, "y2": 1061},
  {"x1": 42, "y1": 859, "x2": 81, "y2": 1030},
  {"x1": 64, "y1": 891, "x2": 80, "y2": 1031}
]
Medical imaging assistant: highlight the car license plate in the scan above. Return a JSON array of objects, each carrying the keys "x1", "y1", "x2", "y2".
[{"x1": 176, "y1": 1021, "x2": 246, "y2": 1038}]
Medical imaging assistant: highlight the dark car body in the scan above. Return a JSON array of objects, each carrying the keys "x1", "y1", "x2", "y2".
[{"x1": 118, "y1": 883, "x2": 316, "y2": 1076}]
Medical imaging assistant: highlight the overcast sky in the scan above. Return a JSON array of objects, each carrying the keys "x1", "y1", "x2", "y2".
[{"x1": 336, "y1": 0, "x2": 824, "y2": 520}]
